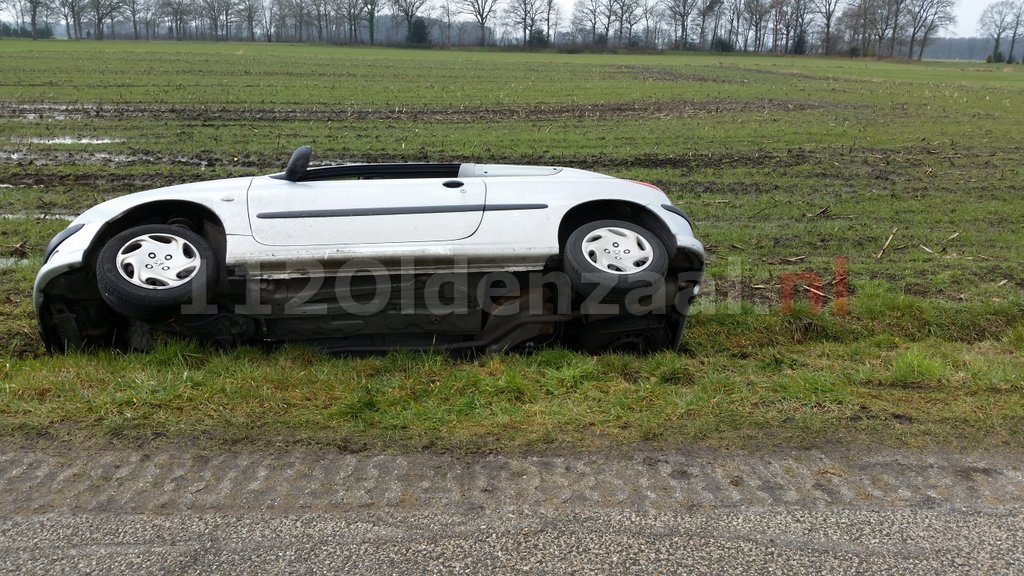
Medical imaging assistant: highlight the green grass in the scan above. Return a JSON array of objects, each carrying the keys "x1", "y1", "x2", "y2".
[
  {"x1": 1, "y1": 40, "x2": 1023, "y2": 450},
  {"x1": 3, "y1": 292, "x2": 1022, "y2": 450}
]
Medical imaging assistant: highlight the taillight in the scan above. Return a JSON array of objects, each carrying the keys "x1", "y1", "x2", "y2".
[{"x1": 630, "y1": 180, "x2": 664, "y2": 193}]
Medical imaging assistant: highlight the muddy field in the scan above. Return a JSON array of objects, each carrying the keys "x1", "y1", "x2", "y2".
[{"x1": 0, "y1": 99, "x2": 839, "y2": 123}]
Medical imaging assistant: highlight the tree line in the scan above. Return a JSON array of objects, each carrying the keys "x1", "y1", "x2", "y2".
[
  {"x1": 979, "y1": 0, "x2": 1024, "y2": 62},
  {"x1": 1, "y1": 0, "x2": 1021, "y2": 63}
]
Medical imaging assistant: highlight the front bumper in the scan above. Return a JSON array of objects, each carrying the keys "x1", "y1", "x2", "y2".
[{"x1": 33, "y1": 221, "x2": 103, "y2": 314}]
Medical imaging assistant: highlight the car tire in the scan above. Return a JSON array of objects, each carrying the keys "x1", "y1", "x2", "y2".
[
  {"x1": 95, "y1": 224, "x2": 218, "y2": 321},
  {"x1": 563, "y1": 219, "x2": 668, "y2": 297},
  {"x1": 575, "y1": 316, "x2": 673, "y2": 354}
]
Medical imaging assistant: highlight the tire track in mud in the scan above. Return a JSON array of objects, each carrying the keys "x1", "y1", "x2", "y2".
[
  {"x1": 0, "y1": 147, "x2": 830, "y2": 173},
  {"x1": 0, "y1": 442, "x2": 1021, "y2": 514},
  {"x1": 0, "y1": 99, "x2": 837, "y2": 123}
]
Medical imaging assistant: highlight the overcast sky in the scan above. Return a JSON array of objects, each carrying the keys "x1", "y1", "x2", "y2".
[{"x1": 950, "y1": 0, "x2": 987, "y2": 38}]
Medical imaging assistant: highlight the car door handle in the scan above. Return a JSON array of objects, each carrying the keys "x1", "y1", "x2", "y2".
[{"x1": 442, "y1": 180, "x2": 464, "y2": 189}]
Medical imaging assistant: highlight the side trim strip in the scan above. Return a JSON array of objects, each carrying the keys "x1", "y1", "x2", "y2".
[
  {"x1": 485, "y1": 203, "x2": 549, "y2": 212},
  {"x1": 256, "y1": 203, "x2": 547, "y2": 219}
]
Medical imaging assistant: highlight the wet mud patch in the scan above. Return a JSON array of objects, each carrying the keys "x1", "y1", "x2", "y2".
[
  {"x1": 0, "y1": 149, "x2": 200, "y2": 167},
  {"x1": 9, "y1": 137, "x2": 124, "y2": 145},
  {"x1": 0, "y1": 213, "x2": 76, "y2": 222},
  {"x1": 0, "y1": 99, "x2": 840, "y2": 123},
  {"x1": 0, "y1": 148, "x2": 834, "y2": 173},
  {"x1": 608, "y1": 65, "x2": 732, "y2": 84},
  {"x1": 0, "y1": 146, "x2": 920, "y2": 178}
]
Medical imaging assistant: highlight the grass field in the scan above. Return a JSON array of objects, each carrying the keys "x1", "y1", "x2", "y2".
[{"x1": 1, "y1": 40, "x2": 1022, "y2": 450}]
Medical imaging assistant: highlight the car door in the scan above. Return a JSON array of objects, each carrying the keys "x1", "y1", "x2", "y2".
[{"x1": 247, "y1": 177, "x2": 486, "y2": 246}]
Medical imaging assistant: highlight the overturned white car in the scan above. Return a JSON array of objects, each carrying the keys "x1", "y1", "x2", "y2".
[{"x1": 36, "y1": 147, "x2": 704, "y2": 354}]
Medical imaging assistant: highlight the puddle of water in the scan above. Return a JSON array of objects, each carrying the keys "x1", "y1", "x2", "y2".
[
  {"x1": 18, "y1": 114, "x2": 70, "y2": 121},
  {"x1": 0, "y1": 213, "x2": 76, "y2": 221},
  {"x1": 13, "y1": 137, "x2": 123, "y2": 145},
  {"x1": 0, "y1": 257, "x2": 31, "y2": 268},
  {"x1": 0, "y1": 150, "x2": 141, "y2": 164},
  {"x1": 3, "y1": 103, "x2": 87, "y2": 121}
]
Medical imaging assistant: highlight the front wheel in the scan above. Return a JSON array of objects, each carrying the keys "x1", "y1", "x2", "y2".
[
  {"x1": 95, "y1": 224, "x2": 218, "y2": 321},
  {"x1": 562, "y1": 219, "x2": 668, "y2": 297}
]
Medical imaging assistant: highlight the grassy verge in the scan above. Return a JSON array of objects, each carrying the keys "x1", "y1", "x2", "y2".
[{"x1": 3, "y1": 285, "x2": 1022, "y2": 451}]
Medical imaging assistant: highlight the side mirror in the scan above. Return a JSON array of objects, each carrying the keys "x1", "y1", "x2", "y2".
[{"x1": 283, "y1": 146, "x2": 312, "y2": 182}]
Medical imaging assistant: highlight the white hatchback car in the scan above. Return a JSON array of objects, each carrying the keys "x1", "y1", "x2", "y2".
[{"x1": 36, "y1": 147, "x2": 704, "y2": 354}]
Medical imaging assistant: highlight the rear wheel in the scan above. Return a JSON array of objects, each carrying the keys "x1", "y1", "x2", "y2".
[
  {"x1": 95, "y1": 224, "x2": 218, "y2": 321},
  {"x1": 562, "y1": 219, "x2": 668, "y2": 297},
  {"x1": 576, "y1": 318, "x2": 672, "y2": 354}
]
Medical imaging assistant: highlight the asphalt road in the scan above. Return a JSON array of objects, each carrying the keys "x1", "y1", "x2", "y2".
[{"x1": 1, "y1": 443, "x2": 1022, "y2": 575}]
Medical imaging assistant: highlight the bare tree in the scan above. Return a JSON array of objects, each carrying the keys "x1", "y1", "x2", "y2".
[
  {"x1": 905, "y1": 0, "x2": 954, "y2": 59},
  {"x1": 262, "y1": 0, "x2": 277, "y2": 40},
  {"x1": 276, "y1": 0, "x2": 311, "y2": 41},
  {"x1": 139, "y1": 0, "x2": 157, "y2": 37},
  {"x1": 839, "y1": 0, "x2": 872, "y2": 54},
  {"x1": 436, "y1": 0, "x2": 455, "y2": 43},
  {"x1": 814, "y1": 0, "x2": 840, "y2": 53},
  {"x1": 162, "y1": 0, "x2": 193, "y2": 39},
  {"x1": 54, "y1": 0, "x2": 85, "y2": 38},
  {"x1": 641, "y1": 0, "x2": 662, "y2": 47},
  {"x1": 980, "y1": 0, "x2": 1016, "y2": 61},
  {"x1": 8, "y1": 0, "x2": 22, "y2": 31},
  {"x1": 309, "y1": 0, "x2": 328, "y2": 40},
  {"x1": 609, "y1": 0, "x2": 642, "y2": 45},
  {"x1": 915, "y1": 0, "x2": 953, "y2": 58},
  {"x1": 635, "y1": 0, "x2": 656, "y2": 46},
  {"x1": 886, "y1": 0, "x2": 906, "y2": 56},
  {"x1": 457, "y1": 0, "x2": 499, "y2": 44},
  {"x1": 336, "y1": 0, "x2": 365, "y2": 42},
  {"x1": 89, "y1": 0, "x2": 121, "y2": 39},
  {"x1": 706, "y1": 0, "x2": 728, "y2": 47},
  {"x1": 361, "y1": 0, "x2": 381, "y2": 43},
  {"x1": 662, "y1": 0, "x2": 697, "y2": 47},
  {"x1": 236, "y1": 0, "x2": 263, "y2": 39},
  {"x1": 869, "y1": 0, "x2": 896, "y2": 56},
  {"x1": 1007, "y1": 0, "x2": 1023, "y2": 62},
  {"x1": 542, "y1": 0, "x2": 555, "y2": 40},
  {"x1": 742, "y1": 0, "x2": 771, "y2": 51},
  {"x1": 505, "y1": 0, "x2": 539, "y2": 45},
  {"x1": 390, "y1": 0, "x2": 428, "y2": 38},
  {"x1": 769, "y1": 0, "x2": 786, "y2": 52},
  {"x1": 590, "y1": 0, "x2": 612, "y2": 45},
  {"x1": 199, "y1": 0, "x2": 234, "y2": 39},
  {"x1": 123, "y1": 0, "x2": 145, "y2": 37},
  {"x1": 724, "y1": 0, "x2": 743, "y2": 47},
  {"x1": 785, "y1": 0, "x2": 810, "y2": 52},
  {"x1": 695, "y1": 0, "x2": 723, "y2": 49},
  {"x1": 570, "y1": 0, "x2": 601, "y2": 44},
  {"x1": 24, "y1": 0, "x2": 51, "y2": 38}
]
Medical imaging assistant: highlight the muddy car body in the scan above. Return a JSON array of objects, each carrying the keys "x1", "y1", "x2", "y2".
[{"x1": 36, "y1": 147, "x2": 704, "y2": 354}]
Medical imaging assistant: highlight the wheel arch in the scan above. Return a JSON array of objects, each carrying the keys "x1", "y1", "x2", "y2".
[
  {"x1": 87, "y1": 200, "x2": 227, "y2": 270},
  {"x1": 558, "y1": 200, "x2": 677, "y2": 258}
]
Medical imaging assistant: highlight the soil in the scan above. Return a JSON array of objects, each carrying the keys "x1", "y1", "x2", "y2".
[{"x1": 0, "y1": 99, "x2": 839, "y2": 123}]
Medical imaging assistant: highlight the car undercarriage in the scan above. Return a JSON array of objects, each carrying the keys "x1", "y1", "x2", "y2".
[{"x1": 39, "y1": 263, "x2": 700, "y2": 355}]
